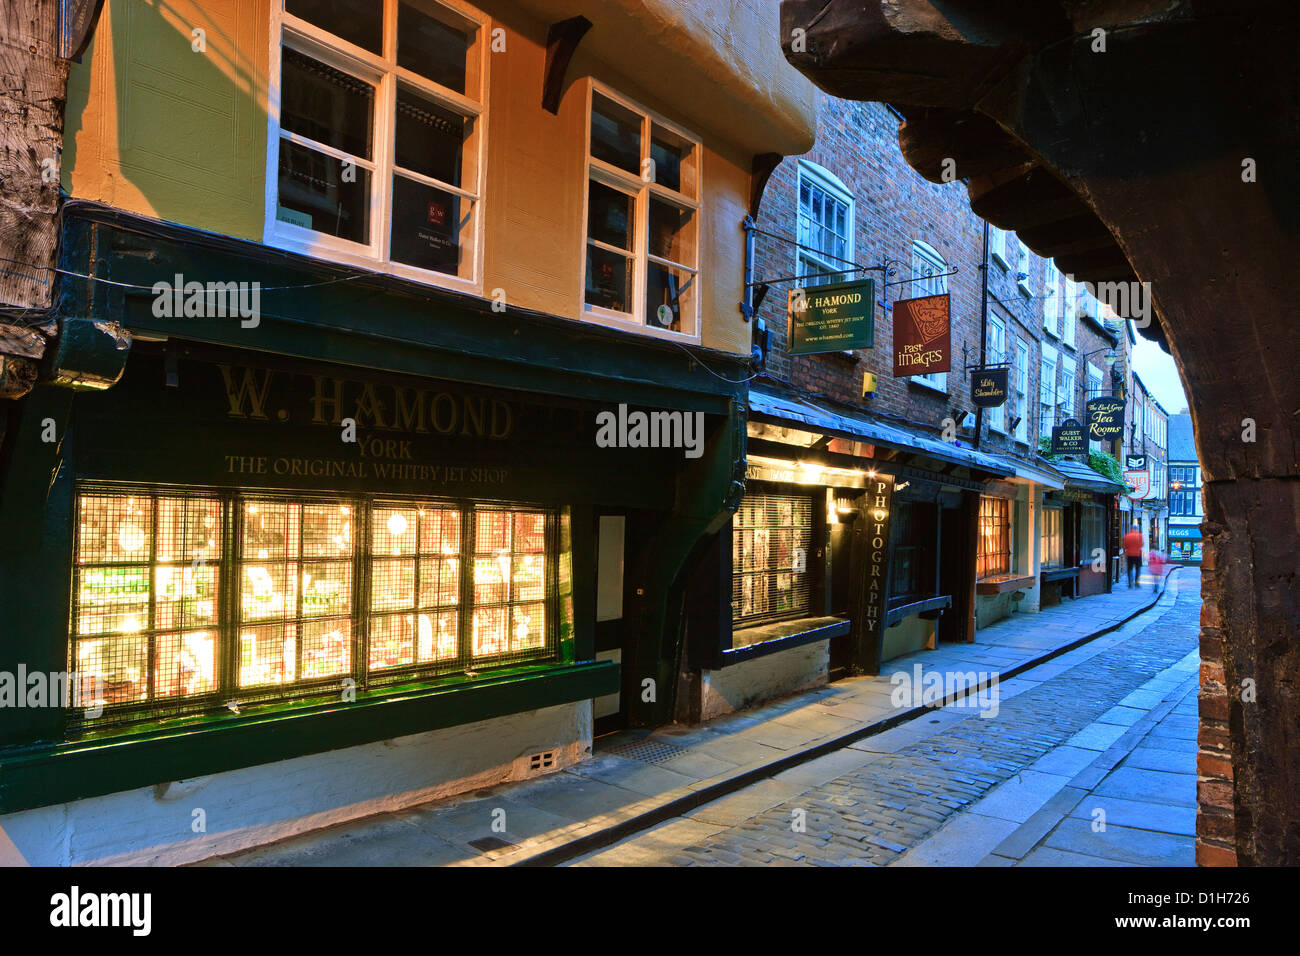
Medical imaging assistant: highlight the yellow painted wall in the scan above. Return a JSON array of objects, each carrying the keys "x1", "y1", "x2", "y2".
[
  {"x1": 63, "y1": 0, "x2": 805, "y2": 358},
  {"x1": 63, "y1": 0, "x2": 269, "y2": 241}
]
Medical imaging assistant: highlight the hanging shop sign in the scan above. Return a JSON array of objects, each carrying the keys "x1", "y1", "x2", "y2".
[
  {"x1": 787, "y1": 278, "x2": 876, "y2": 354},
  {"x1": 1051, "y1": 418, "x2": 1087, "y2": 455},
  {"x1": 1087, "y1": 397, "x2": 1126, "y2": 440},
  {"x1": 1125, "y1": 454, "x2": 1147, "y2": 471},
  {"x1": 970, "y1": 367, "x2": 1009, "y2": 408},
  {"x1": 893, "y1": 293, "x2": 951, "y2": 377},
  {"x1": 1124, "y1": 469, "x2": 1152, "y2": 499}
]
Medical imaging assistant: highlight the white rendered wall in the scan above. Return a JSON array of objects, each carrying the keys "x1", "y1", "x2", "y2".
[{"x1": 0, "y1": 701, "x2": 591, "y2": 866}]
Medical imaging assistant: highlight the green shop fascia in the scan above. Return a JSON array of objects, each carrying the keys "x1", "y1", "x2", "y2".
[{"x1": 0, "y1": 202, "x2": 746, "y2": 814}]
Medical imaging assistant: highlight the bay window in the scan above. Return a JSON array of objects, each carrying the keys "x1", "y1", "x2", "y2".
[
  {"x1": 72, "y1": 487, "x2": 560, "y2": 724},
  {"x1": 584, "y1": 84, "x2": 700, "y2": 338},
  {"x1": 977, "y1": 495, "x2": 1011, "y2": 579},
  {"x1": 267, "y1": 0, "x2": 486, "y2": 289}
]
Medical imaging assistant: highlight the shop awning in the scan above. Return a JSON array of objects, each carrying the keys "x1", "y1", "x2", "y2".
[
  {"x1": 749, "y1": 385, "x2": 1014, "y2": 477},
  {"x1": 1008, "y1": 458, "x2": 1066, "y2": 490},
  {"x1": 1047, "y1": 456, "x2": 1128, "y2": 494}
]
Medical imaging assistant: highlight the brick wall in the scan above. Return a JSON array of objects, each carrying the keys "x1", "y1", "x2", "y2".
[{"x1": 753, "y1": 95, "x2": 1062, "y2": 461}]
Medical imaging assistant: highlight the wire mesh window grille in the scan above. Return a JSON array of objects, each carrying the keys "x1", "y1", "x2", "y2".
[
  {"x1": 70, "y1": 486, "x2": 558, "y2": 726},
  {"x1": 74, "y1": 493, "x2": 223, "y2": 711},
  {"x1": 977, "y1": 495, "x2": 1012, "y2": 579},
  {"x1": 732, "y1": 493, "x2": 812, "y2": 627}
]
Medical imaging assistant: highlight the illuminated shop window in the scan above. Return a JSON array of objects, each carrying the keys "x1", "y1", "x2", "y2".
[
  {"x1": 369, "y1": 503, "x2": 461, "y2": 672},
  {"x1": 74, "y1": 494, "x2": 222, "y2": 709},
  {"x1": 238, "y1": 499, "x2": 354, "y2": 688},
  {"x1": 471, "y1": 509, "x2": 548, "y2": 661},
  {"x1": 732, "y1": 493, "x2": 812, "y2": 627},
  {"x1": 70, "y1": 488, "x2": 558, "y2": 725},
  {"x1": 977, "y1": 495, "x2": 1011, "y2": 579}
]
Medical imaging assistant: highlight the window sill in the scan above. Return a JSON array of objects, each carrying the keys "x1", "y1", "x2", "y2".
[
  {"x1": 0, "y1": 660, "x2": 617, "y2": 814},
  {"x1": 907, "y1": 378, "x2": 948, "y2": 396},
  {"x1": 885, "y1": 594, "x2": 951, "y2": 627},
  {"x1": 724, "y1": 615, "x2": 849, "y2": 666},
  {"x1": 977, "y1": 574, "x2": 1036, "y2": 595}
]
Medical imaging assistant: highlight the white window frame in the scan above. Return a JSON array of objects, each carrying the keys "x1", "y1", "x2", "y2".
[
  {"x1": 1087, "y1": 364, "x2": 1104, "y2": 452},
  {"x1": 263, "y1": 0, "x2": 490, "y2": 296},
  {"x1": 580, "y1": 81, "x2": 702, "y2": 343},
  {"x1": 1059, "y1": 355, "x2": 1076, "y2": 421},
  {"x1": 795, "y1": 161, "x2": 855, "y2": 287},
  {"x1": 908, "y1": 239, "x2": 949, "y2": 393},
  {"x1": 1015, "y1": 238, "x2": 1032, "y2": 296},
  {"x1": 989, "y1": 224, "x2": 1010, "y2": 269},
  {"x1": 1039, "y1": 342, "x2": 1058, "y2": 439},
  {"x1": 1042, "y1": 261, "x2": 1061, "y2": 337},
  {"x1": 986, "y1": 316, "x2": 1006, "y2": 433},
  {"x1": 1014, "y1": 339, "x2": 1029, "y2": 443}
]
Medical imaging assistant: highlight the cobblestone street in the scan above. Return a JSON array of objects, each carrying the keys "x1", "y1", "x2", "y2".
[{"x1": 570, "y1": 569, "x2": 1201, "y2": 867}]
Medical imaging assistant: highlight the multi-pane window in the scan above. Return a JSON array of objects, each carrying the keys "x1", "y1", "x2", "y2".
[
  {"x1": 1041, "y1": 507, "x2": 1064, "y2": 569},
  {"x1": 74, "y1": 494, "x2": 222, "y2": 708},
  {"x1": 269, "y1": 0, "x2": 486, "y2": 287},
  {"x1": 1015, "y1": 239, "x2": 1031, "y2": 295},
  {"x1": 732, "y1": 493, "x2": 812, "y2": 627},
  {"x1": 1043, "y1": 261, "x2": 1062, "y2": 336},
  {"x1": 987, "y1": 316, "x2": 1006, "y2": 432},
  {"x1": 1039, "y1": 344, "x2": 1058, "y2": 438},
  {"x1": 977, "y1": 496, "x2": 1011, "y2": 579},
  {"x1": 909, "y1": 240, "x2": 949, "y2": 391},
  {"x1": 71, "y1": 488, "x2": 558, "y2": 723},
  {"x1": 1014, "y1": 340, "x2": 1029, "y2": 443},
  {"x1": 989, "y1": 224, "x2": 1010, "y2": 268},
  {"x1": 1087, "y1": 365, "x2": 1105, "y2": 451},
  {"x1": 368, "y1": 504, "x2": 460, "y2": 672},
  {"x1": 1059, "y1": 356, "x2": 1077, "y2": 421},
  {"x1": 238, "y1": 499, "x2": 354, "y2": 687},
  {"x1": 584, "y1": 85, "x2": 700, "y2": 336},
  {"x1": 471, "y1": 509, "x2": 548, "y2": 659},
  {"x1": 796, "y1": 162, "x2": 854, "y2": 286}
]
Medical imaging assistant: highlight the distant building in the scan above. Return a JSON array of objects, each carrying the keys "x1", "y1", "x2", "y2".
[{"x1": 1167, "y1": 413, "x2": 1203, "y2": 562}]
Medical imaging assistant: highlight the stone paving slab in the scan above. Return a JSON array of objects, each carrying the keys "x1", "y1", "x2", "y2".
[{"x1": 575, "y1": 571, "x2": 1200, "y2": 868}]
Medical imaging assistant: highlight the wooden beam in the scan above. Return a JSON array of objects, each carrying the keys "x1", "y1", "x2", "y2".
[
  {"x1": 0, "y1": 0, "x2": 69, "y2": 311},
  {"x1": 541, "y1": 16, "x2": 592, "y2": 115}
]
